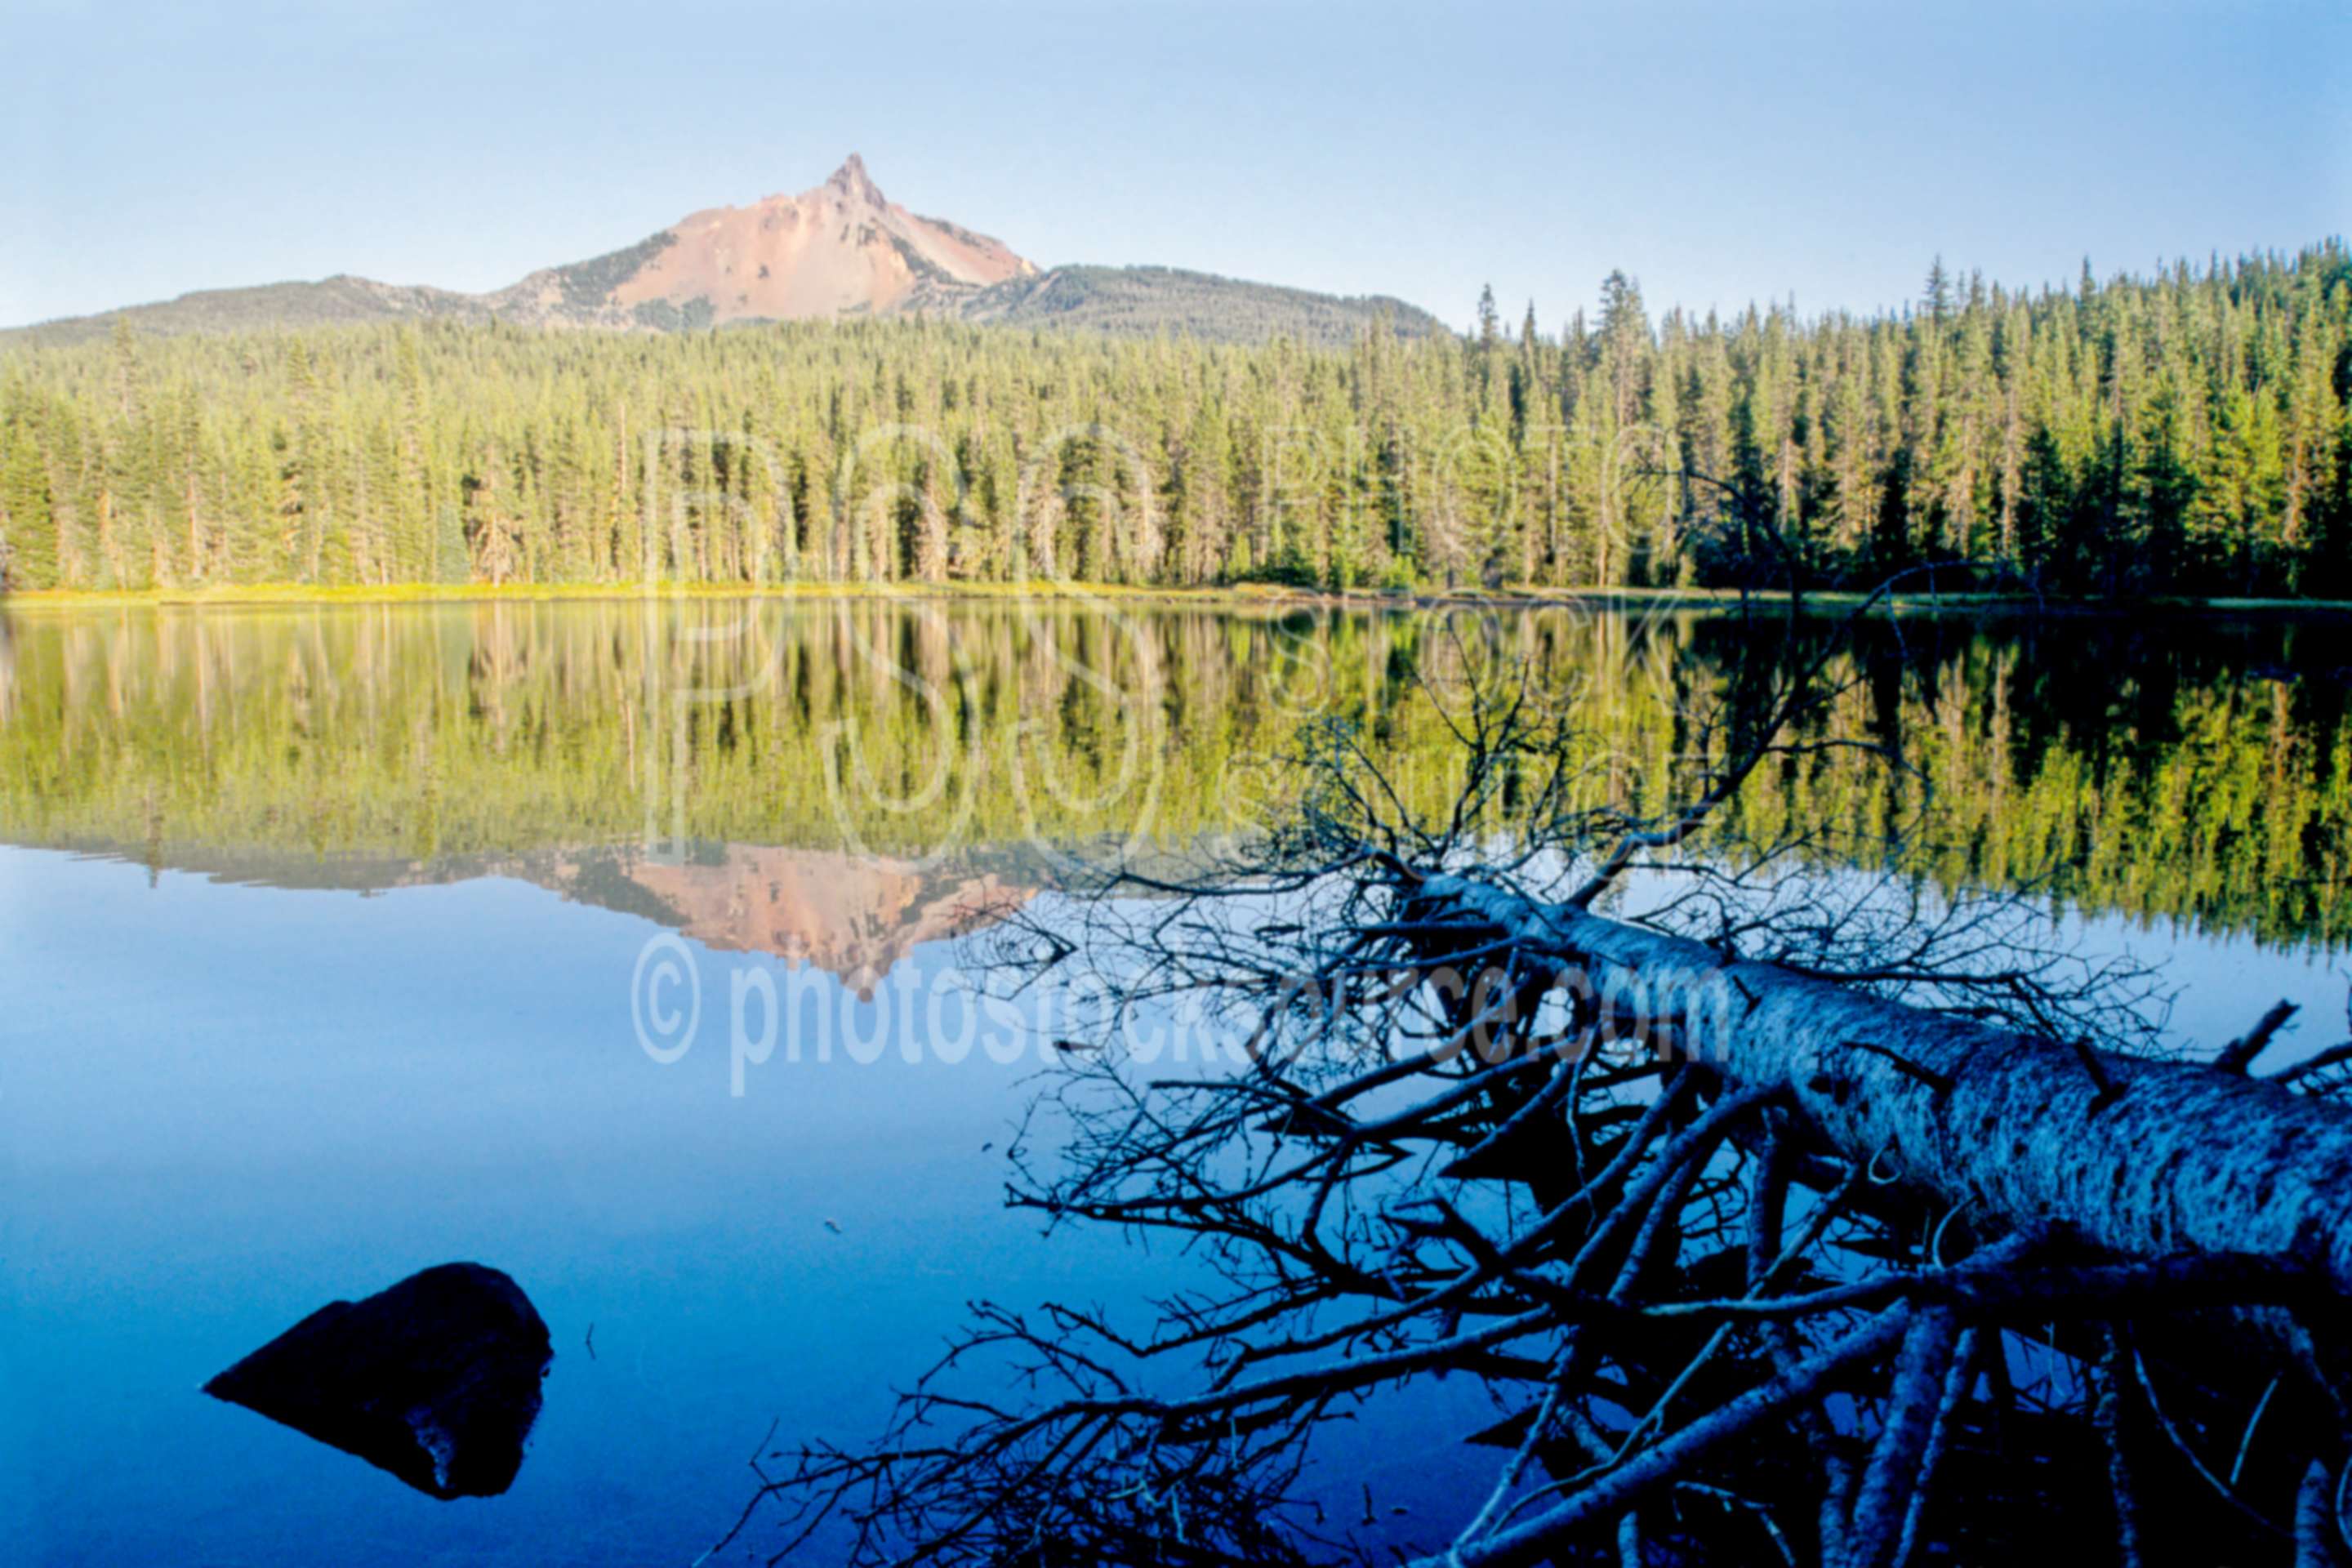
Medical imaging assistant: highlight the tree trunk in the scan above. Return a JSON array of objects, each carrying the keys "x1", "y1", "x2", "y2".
[{"x1": 1415, "y1": 875, "x2": 2352, "y2": 1290}]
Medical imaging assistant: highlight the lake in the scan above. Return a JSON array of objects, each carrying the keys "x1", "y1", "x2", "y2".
[{"x1": 2, "y1": 596, "x2": 2347, "y2": 1566}]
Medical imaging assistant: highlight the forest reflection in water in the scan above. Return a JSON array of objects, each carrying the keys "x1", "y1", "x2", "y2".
[
  {"x1": 2, "y1": 595, "x2": 2345, "y2": 955},
  {"x1": 5, "y1": 595, "x2": 2351, "y2": 1568}
]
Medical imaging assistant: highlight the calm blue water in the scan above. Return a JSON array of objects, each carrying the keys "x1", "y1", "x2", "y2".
[
  {"x1": 2, "y1": 849, "x2": 1085, "y2": 1565},
  {"x1": 2, "y1": 846, "x2": 1517, "y2": 1565},
  {"x1": 4, "y1": 601, "x2": 2348, "y2": 1565}
]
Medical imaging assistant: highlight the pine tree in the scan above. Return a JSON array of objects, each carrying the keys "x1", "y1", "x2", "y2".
[{"x1": 0, "y1": 394, "x2": 57, "y2": 589}]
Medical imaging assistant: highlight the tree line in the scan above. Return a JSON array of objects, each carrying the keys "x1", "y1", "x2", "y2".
[{"x1": 1, "y1": 243, "x2": 2347, "y2": 597}]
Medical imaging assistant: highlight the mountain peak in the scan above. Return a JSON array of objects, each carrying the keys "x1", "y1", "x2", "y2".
[
  {"x1": 0, "y1": 154, "x2": 1439, "y2": 350},
  {"x1": 477, "y1": 154, "x2": 1031, "y2": 329},
  {"x1": 826, "y1": 153, "x2": 880, "y2": 204}
]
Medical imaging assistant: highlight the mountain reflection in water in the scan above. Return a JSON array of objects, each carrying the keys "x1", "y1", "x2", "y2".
[
  {"x1": 38, "y1": 840, "x2": 1036, "y2": 996},
  {"x1": 546, "y1": 844, "x2": 1031, "y2": 999}
]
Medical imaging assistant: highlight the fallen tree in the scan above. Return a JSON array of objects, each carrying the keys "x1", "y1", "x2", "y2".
[
  {"x1": 1377, "y1": 872, "x2": 2352, "y2": 1566},
  {"x1": 717, "y1": 607, "x2": 2352, "y2": 1567},
  {"x1": 1411, "y1": 872, "x2": 2352, "y2": 1297}
]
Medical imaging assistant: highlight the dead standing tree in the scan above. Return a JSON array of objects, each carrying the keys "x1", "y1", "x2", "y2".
[{"x1": 715, "y1": 604, "x2": 2352, "y2": 1568}]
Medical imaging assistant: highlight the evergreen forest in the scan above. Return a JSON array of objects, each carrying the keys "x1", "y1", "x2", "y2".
[{"x1": 2, "y1": 247, "x2": 2347, "y2": 598}]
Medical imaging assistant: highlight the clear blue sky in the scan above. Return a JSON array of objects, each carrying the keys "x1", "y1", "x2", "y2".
[{"x1": 3, "y1": 0, "x2": 2345, "y2": 332}]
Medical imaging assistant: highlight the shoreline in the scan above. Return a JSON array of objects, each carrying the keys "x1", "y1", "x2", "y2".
[{"x1": 5, "y1": 581, "x2": 2350, "y2": 617}]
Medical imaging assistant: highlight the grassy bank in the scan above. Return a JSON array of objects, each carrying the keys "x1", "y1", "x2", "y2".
[{"x1": 5, "y1": 579, "x2": 2351, "y2": 616}]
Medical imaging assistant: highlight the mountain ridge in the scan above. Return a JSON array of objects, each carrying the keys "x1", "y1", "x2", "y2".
[{"x1": 2, "y1": 156, "x2": 1446, "y2": 350}]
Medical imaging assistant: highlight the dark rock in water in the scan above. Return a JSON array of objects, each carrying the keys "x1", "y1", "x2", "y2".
[{"x1": 203, "y1": 1262, "x2": 551, "y2": 1499}]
